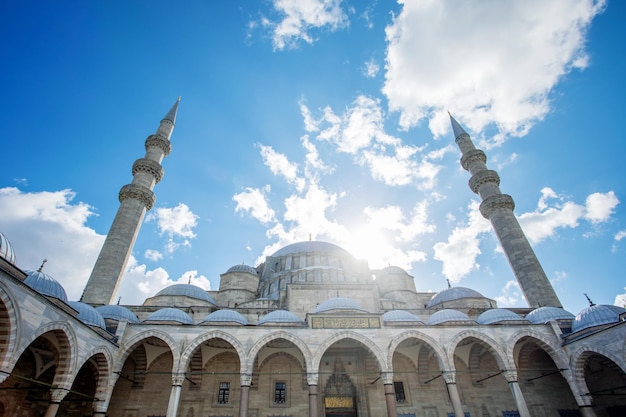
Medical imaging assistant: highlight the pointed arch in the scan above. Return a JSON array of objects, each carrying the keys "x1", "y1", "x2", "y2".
[
  {"x1": 313, "y1": 331, "x2": 386, "y2": 372},
  {"x1": 0, "y1": 282, "x2": 20, "y2": 374},
  {"x1": 115, "y1": 329, "x2": 178, "y2": 373},
  {"x1": 570, "y1": 344, "x2": 626, "y2": 394},
  {"x1": 506, "y1": 329, "x2": 569, "y2": 370},
  {"x1": 447, "y1": 329, "x2": 511, "y2": 371},
  {"x1": 387, "y1": 330, "x2": 449, "y2": 371},
  {"x1": 179, "y1": 330, "x2": 246, "y2": 374},
  {"x1": 246, "y1": 331, "x2": 312, "y2": 373}
]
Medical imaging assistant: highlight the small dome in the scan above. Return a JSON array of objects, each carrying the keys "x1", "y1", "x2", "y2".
[
  {"x1": 96, "y1": 305, "x2": 139, "y2": 323},
  {"x1": 272, "y1": 241, "x2": 352, "y2": 257},
  {"x1": 427, "y1": 287, "x2": 485, "y2": 308},
  {"x1": 477, "y1": 309, "x2": 527, "y2": 325},
  {"x1": 145, "y1": 308, "x2": 194, "y2": 324},
  {"x1": 382, "y1": 266, "x2": 409, "y2": 275},
  {"x1": 572, "y1": 304, "x2": 626, "y2": 333},
  {"x1": 315, "y1": 297, "x2": 368, "y2": 313},
  {"x1": 427, "y1": 309, "x2": 473, "y2": 325},
  {"x1": 383, "y1": 310, "x2": 423, "y2": 323},
  {"x1": 526, "y1": 306, "x2": 575, "y2": 324},
  {"x1": 225, "y1": 264, "x2": 258, "y2": 275},
  {"x1": 0, "y1": 232, "x2": 16, "y2": 264},
  {"x1": 258, "y1": 310, "x2": 303, "y2": 325},
  {"x1": 203, "y1": 309, "x2": 248, "y2": 325},
  {"x1": 154, "y1": 284, "x2": 215, "y2": 304},
  {"x1": 24, "y1": 270, "x2": 68, "y2": 303},
  {"x1": 69, "y1": 301, "x2": 106, "y2": 329}
]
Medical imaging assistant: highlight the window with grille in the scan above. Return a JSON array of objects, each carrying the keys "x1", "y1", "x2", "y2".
[
  {"x1": 218, "y1": 382, "x2": 230, "y2": 404},
  {"x1": 394, "y1": 381, "x2": 406, "y2": 403},
  {"x1": 274, "y1": 382, "x2": 287, "y2": 403}
]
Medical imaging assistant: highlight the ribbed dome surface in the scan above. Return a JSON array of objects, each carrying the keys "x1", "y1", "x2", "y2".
[
  {"x1": 526, "y1": 306, "x2": 575, "y2": 324},
  {"x1": 383, "y1": 310, "x2": 423, "y2": 323},
  {"x1": 69, "y1": 301, "x2": 106, "y2": 329},
  {"x1": 477, "y1": 309, "x2": 527, "y2": 325},
  {"x1": 258, "y1": 310, "x2": 303, "y2": 324},
  {"x1": 154, "y1": 284, "x2": 215, "y2": 304},
  {"x1": 24, "y1": 270, "x2": 68, "y2": 303},
  {"x1": 0, "y1": 232, "x2": 16, "y2": 264},
  {"x1": 272, "y1": 241, "x2": 352, "y2": 257},
  {"x1": 427, "y1": 287, "x2": 485, "y2": 308},
  {"x1": 226, "y1": 264, "x2": 258, "y2": 275},
  {"x1": 427, "y1": 309, "x2": 473, "y2": 325},
  {"x1": 572, "y1": 304, "x2": 626, "y2": 333},
  {"x1": 315, "y1": 297, "x2": 368, "y2": 313},
  {"x1": 96, "y1": 305, "x2": 139, "y2": 323},
  {"x1": 145, "y1": 308, "x2": 194, "y2": 324},
  {"x1": 203, "y1": 309, "x2": 248, "y2": 325}
]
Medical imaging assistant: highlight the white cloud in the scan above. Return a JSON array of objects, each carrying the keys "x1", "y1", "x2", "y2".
[
  {"x1": 383, "y1": 0, "x2": 606, "y2": 142},
  {"x1": 433, "y1": 201, "x2": 492, "y2": 281},
  {"x1": 615, "y1": 288, "x2": 626, "y2": 309},
  {"x1": 363, "y1": 58, "x2": 380, "y2": 78},
  {"x1": 147, "y1": 203, "x2": 198, "y2": 239},
  {"x1": 144, "y1": 249, "x2": 163, "y2": 261},
  {"x1": 584, "y1": 191, "x2": 619, "y2": 223},
  {"x1": 615, "y1": 230, "x2": 626, "y2": 241},
  {"x1": 259, "y1": 144, "x2": 305, "y2": 191},
  {"x1": 233, "y1": 186, "x2": 276, "y2": 224},
  {"x1": 0, "y1": 187, "x2": 104, "y2": 301},
  {"x1": 494, "y1": 280, "x2": 523, "y2": 307},
  {"x1": 261, "y1": 0, "x2": 349, "y2": 50}
]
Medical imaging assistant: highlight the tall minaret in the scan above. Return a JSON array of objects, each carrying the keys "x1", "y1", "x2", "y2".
[
  {"x1": 449, "y1": 114, "x2": 561, "y2": 308},
  {"x1": 81, "y1": 98, "x2": 180, "y2": 305}
]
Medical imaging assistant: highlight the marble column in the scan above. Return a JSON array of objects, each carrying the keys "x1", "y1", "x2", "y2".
[
  {"x1": 239, "y1": 373, "x2": 252, "y2": 417},
  {"x1": 504, "y1": 370, "x2": 530, "y2": 417},
  {"x1": 166, "y1": 373, "x2": 186, "y2": 417},
  {"x1": 307, "y1": 372, "x2": 319, "y2": 417},
  {"x1": 442, "y1": 371, "x2": 465, "y2": 417},
  {"x1": 43, "y1": 388, "x2": 68, "y2": 417},
  {"x1": 559, "y1": 369, "x2": 597, "y2": 417},
  {"x1": 382, "y1": 372, "x2": 397, "y2": 417}
]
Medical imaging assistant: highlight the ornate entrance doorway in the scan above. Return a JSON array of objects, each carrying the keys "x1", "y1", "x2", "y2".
[{"x1": 324, "y1": 359, "x2": 358, "y2": 417}]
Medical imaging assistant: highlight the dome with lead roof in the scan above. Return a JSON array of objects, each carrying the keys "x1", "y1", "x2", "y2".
[
  {"x1": 0, "y1": 232, "x2": 16, "y2": 265},
  {"x1": 526, "y1": 307, "x2": 575, "y2": 324},
  {"x1": 258, "y1": 310, "x2": 303, "y2": 325},
  {"x1": 24, "y1": 269, "x2": 68, "y2": 303},
  {"x1": 315, "y1": 297, "x2": 368, "y2": 313},
  {"x1": 383, "y1": 310, "x2": 423, "y2": 323},
  {"x1": 225, "y1": 264, "x2": 258, "y2": 275},
  {"x1": 96, "y1": 305, "x2": 139, "y2": 323},
  {"x1": 271, "y1": 241, "x2": 352, "y2": 258},
  {"x1": 427, "y1": 309, "x2": 473, "y2": 325},
  {"x1": 144, "y1": 308, "x2": 194, "y2": 324},
  {"x1": 203, "y1": 309, "x2": 248, "y2": 325},
  {"x1": 571, "y1": 304, "x2": 626, "y2": 333},
  {"x1": 69, "y1": 301, "x2": 106, "y2": 329},
  {"x1": 154, "y1": 284, "x2": 215, "y2": 304},
  {"x1": 427, "y1": 287, "x2": 487, "y2": 308},
  {"x1": 477, "y1": 309, "x2": 527, "y2": 325}
]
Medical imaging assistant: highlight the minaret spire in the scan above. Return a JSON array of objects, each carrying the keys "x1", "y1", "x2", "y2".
[
  {"x1": 449, "y1": 114, "x2": 561, "y2": 308},
  {"x1": 80, "y1": 98, "x2": 180, "y2": 305}
]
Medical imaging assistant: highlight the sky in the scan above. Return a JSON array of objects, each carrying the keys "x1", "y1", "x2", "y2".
[{"x1": 0, "y1": 0, "x2": 624, "y2": 314}]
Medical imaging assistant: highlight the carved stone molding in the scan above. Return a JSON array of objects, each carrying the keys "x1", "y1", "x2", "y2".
[
  {"x1": 145, "y1": 134, "x2": 172, "y2": 156},
  {"x1": 442, "y1": 370, "x2": 457, "y2": 384},
  {"x1": 172, "y1": 373, "x2": 186, "y2": 386},
  {"x1": 132, "y1": 158, "x2": 164, "y2": 183},
  {"x1": 469, "y1": 169, "x2": 500, "y2": 193},
  {"x1": 119, "y1": 184, "x2": 156, "y2": 210},
  {"x1": 479, "y1": 194, "x2": 515, "y2": 219},
  {"x1": 461, "y1": 149, "x2": 487, "y2": 171}
]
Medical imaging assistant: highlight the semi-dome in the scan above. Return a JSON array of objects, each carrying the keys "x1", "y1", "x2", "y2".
[
  {"x1": 69, "y1": 301, "x2": 106, "y2": 329},
  {"x1": 427, "y1": 309, "x2": 473, "y2": 325},
  {"x1": 382, "y1": 310, "x2": 423, "y2": 323},
  {"x1": 24, "y1": 270, "x2": 68, "y2": 303},
  {"x1": 0, "y1": 232, "x2": 16, "y2": 264},
  {"x1": 202, "y1": 309, "x2": 248, "y2": 325},
  {"x1": 96, "y1": 305, "x2": 139, "y2": 323},
  {"x1": 526, "y1": 306, "x2": 575, "y2": 324},
  {"x1": 225, "y1": 264, "x2": 258, "y2": 275},
  {"x1": 144, "y1": 308, "x2": 194, "y2": 324},
  {"x1": 315, "y1": 297, "x2": 368, "y2": 313},
  {"x1": 477, "y1": 309, "x2": 527, "y2": 325},
  {"x1": 272, "y1": 241, "x2": 352, "y2": 257},
  {"x1": 258, "y1": 310, "x2": 303, "y2": 325},
  {"x1": 572, "y1": 304, "x2": 626, "y2": 333},
  {"x1": 427, "y1": 287, "x2": 485, "y2": 308},
  {"x1": 154, "y1": 284, "x2": 215, "y2": 304}
]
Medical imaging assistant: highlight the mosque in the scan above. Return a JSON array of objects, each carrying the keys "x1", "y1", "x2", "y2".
[{"x1": 0, "y1": 99, "x2": 624, "y2": 417}]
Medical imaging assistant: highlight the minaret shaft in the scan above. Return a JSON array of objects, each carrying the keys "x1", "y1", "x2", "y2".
[
  {"x1": 81, "y1": 99, "x2": 179, "y2": 305},
  {"x1": 450, "y1": 115, "x2": 561, "y2": 308}
]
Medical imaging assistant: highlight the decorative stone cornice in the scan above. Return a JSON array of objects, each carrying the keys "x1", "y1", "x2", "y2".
[
  {"x1": 469, "y1": 169, "x2": 500, "y2": 194},
  {"x1": 454, "y1": 132, "x2": 470, "y2": 144},
  {"x1": 460, "y1": 149, "x2": 487, "y2": 171},
  {"x1": 479, "y1": 194, "x2": 515, "y2": 219},
  {"x1": 119, "y1": 184, "x2": 156, "y2": 210},
  {"x1": 145, "y1": 134, "x2": 172, "y2": 156},
  {"x1": 132, "y1": 158, "x2": 164, "y2": 183}
]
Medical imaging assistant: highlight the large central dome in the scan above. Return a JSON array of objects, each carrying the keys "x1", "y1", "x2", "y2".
[{"x1": 271, "y1": 241, "x2": 354, "y2": 258}]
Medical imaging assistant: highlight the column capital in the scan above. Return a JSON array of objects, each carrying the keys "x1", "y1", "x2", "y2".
[
  {"x1": 442, "y1": 370, "x2": 457, "y2": 384},
  {"x1": 240, "y1": 373, "x2": 252, "y2": 387},
  {"x1": 50, "y1": 387, "x2": 69, "y2": 402},
  {"x1": 381, "y1": 372, "x2": 394, "y2": 385},
  {"x1": 503, "y1": 369, "x2": 518, "y2": 383},
  {"x1": 172, "y1": 372, "x2": 186, "y2": 386},
  {"x1": 307, "y1": 372, "x2": 319, "y2": 385}
]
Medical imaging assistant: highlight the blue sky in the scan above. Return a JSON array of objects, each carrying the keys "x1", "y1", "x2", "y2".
[{"x1": 1, "y1": 0, "x2": 624, "y2": 314}]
